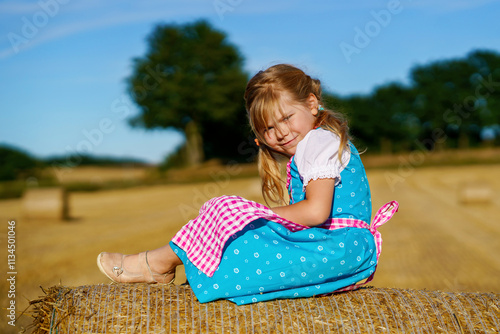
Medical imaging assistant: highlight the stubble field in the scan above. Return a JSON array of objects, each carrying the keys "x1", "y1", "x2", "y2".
[{"x1": 0, "y1": 162, "x2": 499, "y2": 331}]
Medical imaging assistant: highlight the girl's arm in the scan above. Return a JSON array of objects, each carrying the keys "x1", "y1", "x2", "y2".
[{"x1": 271, "y1": 178, "x2": 335, "y2": 227}]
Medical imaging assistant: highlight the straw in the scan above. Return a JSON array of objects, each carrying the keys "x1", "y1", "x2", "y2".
[{"x1": 27, "y1": 284, "x2": 500, "y2": 333}]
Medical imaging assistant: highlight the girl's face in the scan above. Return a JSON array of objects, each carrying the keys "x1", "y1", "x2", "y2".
[{"x1": 262, "y1": 92, "x2": 318, "y2": 157}]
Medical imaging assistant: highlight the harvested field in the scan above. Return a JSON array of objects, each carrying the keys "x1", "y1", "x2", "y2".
[
  {"x1": 0, "y1": 163, "x2": 499, "y2": 333},
  {"x1": 53, "y1": 166, "x2": 154, "y2": 184},
  {"x1": 28, "y1": 284, "x2": 500, "y2": 333}
]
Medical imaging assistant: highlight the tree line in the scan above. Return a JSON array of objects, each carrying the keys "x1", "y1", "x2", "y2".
[
  {"x1": 342, "y1": 49, "x2": 500, "y2": 153},
  {"x1": 0, "y1": 145, "x2": 147, "y2": 182}
]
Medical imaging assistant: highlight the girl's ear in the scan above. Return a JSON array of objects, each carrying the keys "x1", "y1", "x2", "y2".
[{"x1": 308, "y1": 93, "x2": 319, "y2": 116}]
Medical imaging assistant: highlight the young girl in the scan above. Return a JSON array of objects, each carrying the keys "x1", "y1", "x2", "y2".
[{"x1": 97, "y1": 64, "x2": 398, "y2": 305}]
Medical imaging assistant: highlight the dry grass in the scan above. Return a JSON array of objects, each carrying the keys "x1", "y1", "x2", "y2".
[
  {"x1": 1, "y1": 163, "x2": 499, "y2": 333},
  {"x1": 53, "y1": 166, "x2": 154, "y2": 184}
]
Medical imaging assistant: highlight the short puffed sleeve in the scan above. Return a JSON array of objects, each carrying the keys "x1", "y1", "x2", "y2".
[{"x1": 294, "y1": 128, "x2": 351, "y2": 191}]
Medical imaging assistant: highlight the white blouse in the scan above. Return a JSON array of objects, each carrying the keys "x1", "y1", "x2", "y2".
[{"x1": 294, "y1": 128, "x2": 351, "y2": 191}]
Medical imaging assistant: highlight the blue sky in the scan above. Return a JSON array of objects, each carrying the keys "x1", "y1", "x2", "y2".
[{"x1": 1, "y1": 0, "x2": 499, "y2": 164}]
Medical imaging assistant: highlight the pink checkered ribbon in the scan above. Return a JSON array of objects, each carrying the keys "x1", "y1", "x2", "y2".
[
  {"x1": 331, "y1": 200, "x2": 399, "y2": 293},
  {"x1": 319, "y1": 200, "x2": 399, "y2": 262},
  {"x1": 285, "y1": 158, "x2": 293, "y2": 190},
  {"x1": 171, "y1": 196, "x2": 398, "y2": 278}
]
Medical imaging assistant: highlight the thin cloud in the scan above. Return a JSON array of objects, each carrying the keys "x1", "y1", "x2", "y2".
[{"x1": 0, "y1": 5, "x2": 211, "y2": 60}]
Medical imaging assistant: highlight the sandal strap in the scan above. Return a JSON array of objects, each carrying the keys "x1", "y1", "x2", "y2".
[
  {"x1": 145, "y1": 251, "x2": 176, "y2": 284},
  {"x1": 144, "y1": 251, "x2": 157, "y2": 283}
]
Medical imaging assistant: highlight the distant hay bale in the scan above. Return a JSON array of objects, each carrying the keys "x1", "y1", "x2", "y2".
[
  {"x1": 458, "y1": 183, "x2": 493, "y2": 204},
  {"x1": 22, "y1": 187, "x2": 69, "y2": 221},
  {"x1": 27, "y1": 284, "x2": 499, "y2": 333}
]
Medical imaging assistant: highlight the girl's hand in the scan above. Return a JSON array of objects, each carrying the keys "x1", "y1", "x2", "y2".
[{"x1": 271, "y1": 178, "x2": 335, "y2": 227}]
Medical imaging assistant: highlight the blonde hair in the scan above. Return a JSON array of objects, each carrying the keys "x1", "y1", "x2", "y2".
[{"x1": 244, "y1": 64, "x2": 351, "y2": 205}]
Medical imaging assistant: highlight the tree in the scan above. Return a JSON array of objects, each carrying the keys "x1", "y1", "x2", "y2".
[
  {"x1": 370, "y1": 83, "x2": 418, "y2": 152},
  {"x1": 127, "y1": 20, "x2": 249, "y2": 166},
  {"x1": 0, "y1": 145, "x2": 41, "y2": 181},
  {"x1": 337, "y1": 94, "x2": 375, "y2": 151},
  {"x1": 334, "y1": 49, "x2": 500, "y2": 152},
  {"x1": 409, "y1": 49, "x2": 500, "y2": 148},
  {"x1": 466, "y1": 50, "x2": 500, "y2": 146},
  {"x1": 340, "y1": 83, "x2": 416, "y2": 153}
]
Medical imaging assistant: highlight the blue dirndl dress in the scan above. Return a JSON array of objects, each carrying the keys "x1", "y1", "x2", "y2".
[{"x1": 170, "y1": 130, "x2": 382, "y2": 305}]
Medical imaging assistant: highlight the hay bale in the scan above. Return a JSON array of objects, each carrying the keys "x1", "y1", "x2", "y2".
[
  {"x1": 27, "y1": 284, "x2": 499, "y2": 333},
  {"x1": 22, "y1": 187, "x2": 69, "y2": 221},
  {"x1": 458, "y1": 182, "x2": 493, "y2": 204}
]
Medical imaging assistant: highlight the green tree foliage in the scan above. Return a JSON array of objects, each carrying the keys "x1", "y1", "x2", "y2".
[
  {"x1": 45, "y1": 155, "x2": 147, "y2": 167},
  {"x1": 338, "y1": 49, "x2": 500, "y2": 152},
  {"x1": 410, "y1": 49, "x2": 500, "y2": 148},
  {"x1": 341, "y1": 83, "x2": 417, "y2": 153},
  {"x1": 127, "y1": 20, "x2": 249, "y2": 166},
  {"x1": 0, "y1": 145, "x2": 41, "y2": 181}
]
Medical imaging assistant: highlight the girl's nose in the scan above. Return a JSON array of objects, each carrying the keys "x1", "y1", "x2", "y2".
[{"x1": 275, "y1": 124, "x2": 289, "y2": 140}]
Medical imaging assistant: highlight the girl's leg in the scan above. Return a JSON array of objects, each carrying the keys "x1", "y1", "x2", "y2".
[
  {"x1": 97, "y1": 243, "x2": 182, "y2": 284},
  {"x1": 147, "y1": 244, "x2": 183, "y2": 276}
]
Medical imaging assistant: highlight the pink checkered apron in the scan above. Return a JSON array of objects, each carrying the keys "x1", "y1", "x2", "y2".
[{"x1": 172, "y1": 195, "x2": 398, "y2": 291}]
